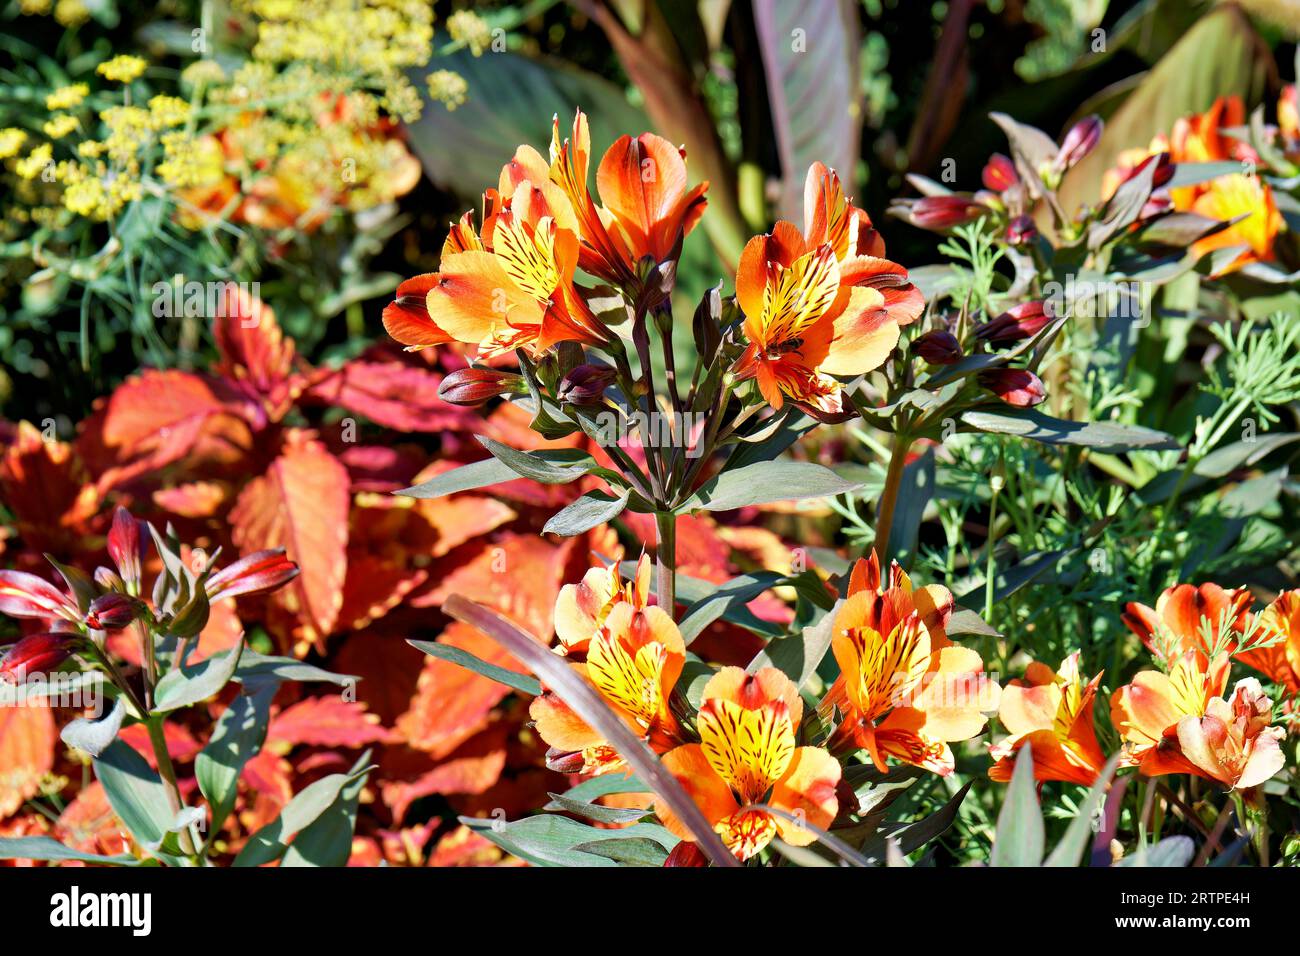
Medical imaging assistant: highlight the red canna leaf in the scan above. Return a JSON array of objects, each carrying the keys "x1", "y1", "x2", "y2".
[{"x1": 229, "y1": 430, "x2": 350, "y2": 644}]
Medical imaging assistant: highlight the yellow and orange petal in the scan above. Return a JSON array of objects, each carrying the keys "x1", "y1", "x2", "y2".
[
  {"x1": 1122, "y1": 582, "x2": 1253, "y2": 666},
  {"x1": 1238, "y1": 590, "x2": 1300, "y2": 695}
]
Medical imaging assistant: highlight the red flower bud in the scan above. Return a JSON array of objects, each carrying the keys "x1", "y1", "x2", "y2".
[
  {"x1": 84, "y1": 593, "x2": 142, "y2": 631},
  {"x1": 557, "y1": 364, "x2": 617, "y2": 405},
  {"x1": 543, "y1": 747, "x2": 587, "y2": 775},
  {"x1": 912, "y1": 330, "x2": 962, "y2": 365},
  {"x1": 1054, "y1": 116, "x2": 1103, "y2": 172},
  {"x1": 1006, "y1": 214, "x2": 1038, "y2": 245},
  {"x1": 975, "y1": 301, "x2": 1054, "y2": 345},
  {"x1": 0, "y1": 633, "x2": 75, "y2": 683},
  {"x1": 107, "y1": 506, "x2": 145, "y2": 591},
  {"x1": 0, "y1": 570, "x2": 80, "y2": 622},
  {"x1": 982, "y1": 153, "x2": 1019, "y2": 192},
  {"x1": 437, "y1": 368, "x2": 521, "y2": 406},
  {"x1": 205, "y1": 549, "x2": 299, "y2": 601},
  {"x1": 978, "y1": 368, "x2": 1047, "y2": 407},
  {"x1": 663, "y1": 841, "x2": 710, "y2": 867},
  {"x1": 909, "y1": 195, "x2": 988, "y2": 230}
]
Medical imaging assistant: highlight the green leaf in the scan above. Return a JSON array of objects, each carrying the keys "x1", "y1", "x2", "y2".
[
  {"x1": 408, "y1": 639, "x2": 541, "y2": 697},
  {"x1": 153, "y1": 639, "x2": 244, "y2": 713},
  {"x1": 60, "y1": 696, "x2": 125, "y2": 757},
  {"x1": 443, "y1": 596, "x2": 739, "y2": 867},
  {"x1": 93, "y1": 738, "x2": 174, "y2": 849},
  {"x1": 678, "y1": 460, "x2": 861, "y2": 512},
  {"x1": 572, "y1": 837, "x2": 669, "y2": 867},
  {"x1": 546, "y1": 792, "x2": 651, "y2": 825},
  {"x1": 196, "y1": 682, "x2": 275, "y2": 834},
  {"x1": 753, "y1": 0, "x2": 861, "y2": 222},
  {"x1": 0, "y1": 836, "x2": 143, "y2": 866},
  {"x1": 747, "y1": 599, "x2": 841, "y2": 690},
  {"x1": 859, "y1": 780, "x2": 971, "y2": 863},
  {"x1": 234, "y1": 758, "x2": 373, "y2": 867},
  {"x1": 461, "y1": 814, "x2": 676, "y2": 867},
  {"x1": 677, "y1": 569, "x2": 830, "y2": 644},
  {"x1": 990, "y1": 745, "x2": 1045, "y2": 867},
  {"x1": 961, "y1": 408, "x2": 1180, "y2": 452},
  {"x1": 396, "y1": 456, "x2": 517, "y2": 499},
  {"x1": 234, "y1": 649, "x2": 355, "y2": 687},
  {"x1": 1116, "y1": 834, "x2": 1196, "y2": 868},
  {"x1": 947, "y1": 608, "x2": 1001, "y2": 638},
  {"x1": 478, "y1": 437, "x2": 596, "y2": 484},
  {"x1": 281, "y1": 751, "x2": 372, "y2": 867},
  {"x1": 543, "y1": 489, "x2": 630, "y2": 536},
  {"x1": 1059, "y1": 4, "x2": 1269, "y2": 211},
  {"x1": 1044, "y1": 755, "x2": 1121, "y2": 867},
  {"x1": 406, "y1": 47, "x2": 648, "y2": 205}
]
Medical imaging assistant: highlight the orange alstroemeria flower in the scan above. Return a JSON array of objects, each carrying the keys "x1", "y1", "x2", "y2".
[
  {"x1": 821, "y1": 552, "x2": 999, "y2": 775},
  {"x1": 989, "y1": 652, "x2": 1107, "y2": 786},
  {"x1": 658, "y1": 667, "x2": 840, "y2": 861},
  {"x1": 733, "y1": 167, "x2": 923, "y2": 414},
  {"x1": 553, "y1": 554, "x2": 653, "y2": 656},
  {"x1": 1238, "y1": 589, "x2": 1300, "y2": 696},
  {"x1": 548, "y1": 110, "x2": 709, "y2": 287},
  {"x1": 1122, "y1": 581, "x2": 1253, "y2": 667},
  {"x1": 529, "y1": 599, "x2": 684, "y2": 775},
  {"x1": 1175, "y1": 677, "x2": 1286, "y2": 790},
  {"x1": 1110, "y1": 651, "x2": 1231, "y2": 777},
  {"x1": 1102, "y1": 97, "x2": 1281, "y2": 274},
  {"x1": 384, "y1": 144, "x2": 609, "y2": 357}
]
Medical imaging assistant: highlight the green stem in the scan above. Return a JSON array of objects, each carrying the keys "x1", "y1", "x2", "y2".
[
  {"x1": 873, "y1": 431, "x2": 913, "y2": 561},
  {"x1": 655, "y1": 511, "x2": 677, "y2": 620},
  {"x1": 146, "y1": 716, "x2": 200, "y2": 861}
]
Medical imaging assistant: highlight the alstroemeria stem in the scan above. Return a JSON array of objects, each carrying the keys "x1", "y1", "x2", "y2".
[
  {"x1": 146, "y1": 715, "x2": 200, "y2": 861},
  {"x1": 655, "y1": 510, "x2": 677, "y2": 620},
  {"x1": 873, "y1": 431, "x2": 913, "y2": 561}
]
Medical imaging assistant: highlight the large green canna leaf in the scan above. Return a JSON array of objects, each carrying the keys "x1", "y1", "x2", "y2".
[
  {"x1": 1059, "y1": 4, "x2": 1270, "y2": 212},
  {"x1": 752, "y1": 0, "x2": 862, "y2": 222}
]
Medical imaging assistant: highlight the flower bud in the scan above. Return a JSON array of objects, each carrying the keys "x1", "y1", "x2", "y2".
[
  {"x1": 0, "y1": 633, "x2": 75, "y2": 683},
  {"x1": 978, "y1": 368, "x2": 1047, "y2": 407},
  {"x1": 94, "y1": 567, "x2": 125, "y2": 592},
  {"x1": 1053, "y1": 116, "x2": 1103, "y2": 172},
  {"x1": 556, "y1": 364, "x2": 616, "y2": 406},
  {"x1": 1006, "y1": 214, "x2": 1038, "y2": 245},
  {"x1": 975, "y1": 301, "x2": 1054, "y2": 345},
  {"x1": 84, "y1": 593, "x2": 142, "y2": 631},
  {"x1": 206, "y1": 549, "x2": 299, "y2": 602},
  {"x1": 982, "y1": 153, "x2": 1019, "y2": 192},
  {"x1": 437, "y1": 367, "x2": 521, "y2": 406},
  {"x1": 909, "y1": 195, "x2": 989, "y2": 229},
  {"x1": 912, "y1": 330, "x2": 962, "y2": 365},
  {"x1": 543, "y1": 747, "x2": 587, "y2": 775},
  {"x1": 663, "y1": 841, "x2": 710, "y2": 867},
  {"x1": 107, "y1": 506, "x2": 145, "y2": 591}
]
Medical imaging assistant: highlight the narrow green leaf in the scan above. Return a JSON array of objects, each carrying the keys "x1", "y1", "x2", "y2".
[
  {"x1": 408, "y1": 639, "x2": 541, "y2": 696},
  {"x1": 990, "y1": 745, "x2": 1045, "y2": 867},
  {"x1": 1044, "y1": 754, "x2": 1121, "y2": 867},
  {"x1": 93, "y1": 738, "x2": 174, "y2": 849},
  {"x1": 572, "y1": 837, "x2": 669, "y2": 866},
  {"x1": 961, "y1": 408, "x2": 1179, "y2": 452},
  {"x1": 281, "y1": 751, "x2": 372, "y2": 867},
  {"x1": 396, "y1": 456, "x2": 517, "y2": 499},
  {"x1": 0, "y1": 836, "x2": 143, "y2": 866},
  {"x1": 153, "y1": 639, "x2": 244, "y2": 713},
  {"x1": 196, "y1": 682, "x2": 275, "y2": 834},
  {"x1": 543, "y1": 489, "x2": 630, "y2": 536},
  {"x1": 679, "y1": 460, "x2": 861, "y2": 513},
  {"x1": 478, "y1": 437, "x2": 595, "y2": 484}
]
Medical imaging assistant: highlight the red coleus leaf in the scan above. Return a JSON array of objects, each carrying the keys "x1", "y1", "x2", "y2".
[
  {"x1": 98, "y1": 368, "x2": 262, "y2": 456},
  {"x1": 152, "y1": 480, "x2": 229, "y2": 518},
  {"x1": 267, "y1": 696, "x2": 397, "y2": 749},
  {"x1": 303, "y1": 351, "x2": 481, "y2": 433},
  {"x1": 337, "y1": 553, "x2": 427, "y2": 632},
  {"x1": 379, "y1": 726, "x2": 508, "y2": 824},
  {"x1": 229, "y1": 430, "x2": 350, "y2": 644},
  {"x1": 0, "y1": 422, "x2": 99, "y2": 552}
]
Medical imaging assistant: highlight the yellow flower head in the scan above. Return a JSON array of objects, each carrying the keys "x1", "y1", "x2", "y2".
[
  {"x1": 15, "y1": 143, "x2": 53, "y2": 180},
  {"x1": 0, "y1": 128, "x2": 28, "y2": 160},
  {"x1": 448, "y1": 9, "x2": 493, "y2": 56},
  {"x1": 147, "y1": 95, "x2": 191, "y2": 129},
  {"x1": 46, "y1": 83, "x2": 89, "y2": 111},
  {"x1": 425, "y1": 70, "x2": 468, "y2": 111},
  {"x1": 43, "y1": 114, "x2": 79, "y2": 139},
  {"x1": 97, "y1": 55, "x2": 148, "y2": 84}
]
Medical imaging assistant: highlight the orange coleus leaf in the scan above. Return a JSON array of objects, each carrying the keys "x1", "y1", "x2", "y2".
[
  {"x1": 0, "y1": 421, "x2": 99, "y2": 553},
  {"x1": 380, "y1": 726, "x2": 509, "y2": 824},
  {"x1": 212, "y1": 287, "x2": 302, "y2": 419},
  {"x1": 396, "y1": 621, "x2": 526, "y2": 759},
  {"x1": 53, "y1": 782, "x2": 124, "y2": 858},
  {"x1": 337, "y1": 553, "x2": 427, "y2": 632},
  {"x1": 267, "y1": 696, "x2": 398, "y2": 749},
  {"x1": 0, "y1": 702, "x2": 55, "y2": 818},
  {"x1": 229, "y1": 430, "x2": 350, "y2": 645},
  {"x1": 99, "y1": 368, "x2": 259, "y2": 455}
]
